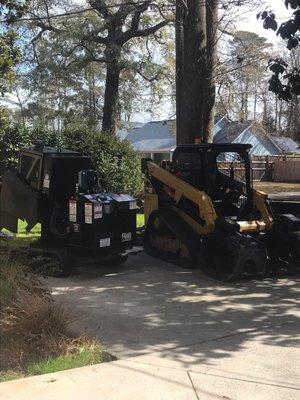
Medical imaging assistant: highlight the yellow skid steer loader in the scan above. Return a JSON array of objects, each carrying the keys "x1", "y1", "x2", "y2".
[{"x1": 142, "y1": 143, "x2": 300, "y2": 281}]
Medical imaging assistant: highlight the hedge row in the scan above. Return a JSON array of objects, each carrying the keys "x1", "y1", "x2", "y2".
[{"x1": 0, "y1": 121, "x2": 143, "y2": 194}]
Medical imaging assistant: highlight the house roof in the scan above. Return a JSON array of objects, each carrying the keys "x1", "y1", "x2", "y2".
[
  {"x1": 215, "y1": 113, "x2": 225, "y2": 124},
  {"x1": 213, "y1": 121, "x2": 252, "y2": 144},
  {"x1": 117, "y1": 121, "x2": 144, "y2": 140},
  {"x1": 126, "y1": 120, "x2": 176, "y2": 152},
  {"x1": 126, "y1": 116, "x2": 225, "y2": 153},
  {"x1": 272, "y1": 136, "x2": 300, "y2": 153},
  {"x1": 125, "y1": 116, "x2": 299, "y2": 156},
  {"x1": 233, "y1": 127, "x2": 281, "y2": 155}
]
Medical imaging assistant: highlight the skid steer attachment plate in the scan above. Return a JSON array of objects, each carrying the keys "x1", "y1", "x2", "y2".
[
  {"x1": 202, "y1": 233, "x2": 267, "y2": 281},
  {"x1": 231, "y1": 235, "x2": 267, "y2": 278},
  {"x1": 264, "y1": 214, "x2": 300, "y2": 274}
]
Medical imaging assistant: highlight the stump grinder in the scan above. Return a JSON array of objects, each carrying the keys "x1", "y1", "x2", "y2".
[{"x1": 0, "y1": 141, "x2": 138, "y2": 276}]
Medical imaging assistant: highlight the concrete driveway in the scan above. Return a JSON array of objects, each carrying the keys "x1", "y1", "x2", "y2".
[
  {"x1": 2, "y1": 251, "x2": 299, "y2": 400},
  {"x1": 46, "y1": 251, "x2": 300, "y2": 397}
]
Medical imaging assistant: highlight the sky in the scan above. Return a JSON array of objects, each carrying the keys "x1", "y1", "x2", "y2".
[
  {"x1": 235, "y1": 0, "x2": 293, "y2": 45},
  {"x1": 148, "y1": 0, "x2": 295, "y2": 122}
]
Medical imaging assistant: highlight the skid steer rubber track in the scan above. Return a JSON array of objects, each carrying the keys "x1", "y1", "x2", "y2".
[
  {"x1": 144, "y1": 209, "x2": 267, "y2": 282},
  {"x1": 144, "y1": 208, "x2": 201, "y2": 269}
]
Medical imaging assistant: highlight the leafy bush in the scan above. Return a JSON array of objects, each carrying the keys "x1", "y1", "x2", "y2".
[
  {"x1": 0, "y1": 121, "x2": 143, "y2": 194},
  {"x1": 0, "y1": 117, "x2": 58, "y2": 176},
  {"x1": 63, "y1": 127, "x2": 143, "y2": 194},
  {"x1": 0, "y1": 122, "x2": 29, "y2": 175}
]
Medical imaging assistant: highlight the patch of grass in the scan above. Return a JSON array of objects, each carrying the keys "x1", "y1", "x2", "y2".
[
  {"x1": 27, "y1": 344, "x2": 115, "y2": 376},
  {"x1": 0, "y1": 278, "x2": 14, "y2": 307},
  {"x1": 0, "y1": 248, "x2": 115, "y2": 382},
  {"x1": 2, "y1": 220, "x2": 40, "y2": 249},
  {"x1": 0, "y1": 371, "x2": 24, "y2": 383},
  {"x1": 0, "y1": 341, "x2": 115, "y2": 382},
  {"x1": 18, "y1": 220, "x2": 41, "y2": 235},
  {"x1": 137, "y1": 213, "x2": 144, "y2": 228},
  {"x1": 0, "y1": 251, "x2": 48, "y2": 309}
]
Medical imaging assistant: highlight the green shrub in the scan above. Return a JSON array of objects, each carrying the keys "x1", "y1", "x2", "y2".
[
  {"x1": 0, "y1": 121, "x2": 58, "y2": 176},
  {"x1": 0, "y1": 121, "x2": 143, "y2": 194},
  {"x1": 0, "y1": 123, "x2": 29, "y2": 175},
  {"x1": 64, "y1": 127, "x2": 143, "y2": 194}
]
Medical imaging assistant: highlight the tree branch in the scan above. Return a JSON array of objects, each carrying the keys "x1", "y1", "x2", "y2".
[
  {"x1": 81, "y1": 32, "x2": 108, "y2": 45},
  {"x1": 130, "y1": 1, "x2": 150, "y2": 31},
  {"x1": 88, "y1": 0, "x2": 109, "y2": 18},
  {"x1": 80, "y1": 41, "x2": 107, "y2": 63},
  {"x1": 118, "y1": 18, "x2": 171, "y2": 45}
]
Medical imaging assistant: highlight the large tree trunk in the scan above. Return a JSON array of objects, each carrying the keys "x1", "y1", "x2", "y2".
[
  {"x1": 102, "y1": 46, "x2": 121, "y2": 135},
  {"x1": 176, "y1": 0, "x2": 218, "y2": 144},
  {"x1": 204, "y1": 0, "x2": 218, "y2": 142},
  {"x1": 175, "y1": 2, "x2": 185, "y2": 141}
]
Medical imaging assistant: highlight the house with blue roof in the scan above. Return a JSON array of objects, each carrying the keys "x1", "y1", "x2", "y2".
[{"x1": 125, "y1": 115, "x2": 299, "y2": 162}]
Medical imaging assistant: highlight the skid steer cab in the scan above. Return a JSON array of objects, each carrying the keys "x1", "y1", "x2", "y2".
[
  {"x1": 0, "y1": 141, "x2": 138, "y2": 276},
  {"x1": 142, "y1": 143, "x2": 300, "y2": 281}
]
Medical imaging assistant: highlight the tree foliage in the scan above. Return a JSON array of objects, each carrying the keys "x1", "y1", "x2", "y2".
[
  {"x1": 257, "y1": 0, "x2": 300, "y2": 101},
  {"x1": 0, "y1": 1, "x2": 28, "y2": 93},
  {"x1": 4, "y1": 1, "x2": 174, "y2": 132},
  {"x1": 21, "y1": 0, "x2": 173, "y2": 135},
  {"x1": 217, "y1": 31, "x2": 271, "y2": 121},
  {"x1": 63, "y1": 127, "x2": 143, "y2": 193}
]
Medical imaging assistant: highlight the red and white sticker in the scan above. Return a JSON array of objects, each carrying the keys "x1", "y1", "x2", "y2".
[
  {"x1": 85, "y1": 203, "x2": 93, "y2": 224},
  {"x1": 69, "y1": 200, "x2": 77, "y2": 222},
  {"x1": 94, "y1": 204, "x2": 102, "y2": 219}
]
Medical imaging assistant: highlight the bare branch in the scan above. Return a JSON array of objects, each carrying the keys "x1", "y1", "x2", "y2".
[{"x1": 118, "y1": 18, "x2": 171, "y2": 45}]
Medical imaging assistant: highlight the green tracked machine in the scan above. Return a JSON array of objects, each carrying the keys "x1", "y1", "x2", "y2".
[
  {"x1": 0, "y1": 141, "x2": 138, "y2": 276},
  {"x1": 142, "y1": 143, "x2": 300, "y2": 281}
]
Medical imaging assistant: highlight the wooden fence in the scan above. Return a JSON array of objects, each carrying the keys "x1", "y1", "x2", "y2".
[
  {"x1": 219, "y1": 155, "x2": 300, "y2": 183},
  {"x1": 273, "y1": 157, "x2": 300, "y2": 183}
]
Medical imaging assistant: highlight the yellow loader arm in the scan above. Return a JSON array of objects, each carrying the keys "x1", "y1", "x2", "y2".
[{"x1": 144, "y1": 160, "x2": 273, "y2": 236}]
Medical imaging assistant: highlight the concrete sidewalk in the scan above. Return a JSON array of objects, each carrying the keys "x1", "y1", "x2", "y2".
[
  {"x1": 1, "y1": 352, "x2": 299, "y2": 400},
  {"x1": 1, "y1": 253, "x2": 300, "y2": 399}
]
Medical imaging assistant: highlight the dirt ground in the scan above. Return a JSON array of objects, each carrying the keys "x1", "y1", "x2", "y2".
[{"x1": 254, "y1": 181, "x2": 300, "y2": 193}]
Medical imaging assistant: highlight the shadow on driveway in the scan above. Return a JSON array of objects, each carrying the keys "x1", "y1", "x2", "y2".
[{"x1": 47, "y1": 252, "x2": 300, "y2": 370}]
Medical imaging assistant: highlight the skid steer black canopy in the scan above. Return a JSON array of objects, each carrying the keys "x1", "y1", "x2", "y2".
[{"x1": 172, "y1": 143, "x2": 252, "y2": 198}]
